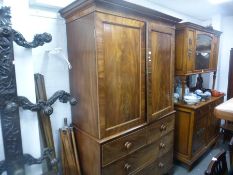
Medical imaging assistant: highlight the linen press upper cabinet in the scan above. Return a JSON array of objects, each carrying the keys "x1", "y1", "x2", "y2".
[
  {"x1": 60, "y1": 0, "x2": 180, "y2": 139},
  {"x1": 60, "y1": 0, "x2": 181, "y2": 174},
  {"x1": 175, "y1": 22, "x2": 221, "y2": 75}
]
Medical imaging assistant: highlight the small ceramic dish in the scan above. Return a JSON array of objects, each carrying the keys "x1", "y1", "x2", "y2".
[
  {"x1": 211, "y1": 90, "x2": 224, "y2": 97},
  {"x1": 184, "y1": 95, "x2": 200, "y2": 105}
]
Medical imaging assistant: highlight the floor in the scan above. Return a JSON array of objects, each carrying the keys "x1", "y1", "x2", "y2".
[{"x1": 173, "y1": 140, "x2": 229, "y2": 175}]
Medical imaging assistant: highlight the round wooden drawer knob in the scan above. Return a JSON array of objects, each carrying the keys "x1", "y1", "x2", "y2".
[
  {"x1": 160, "y1": 124, "x2": 167, "y2": 131},
  {"x1": 158, "y1": 162, "x2": 164, "y2": 168},
  {"x1": 124, "y1": 163, "x2": 131, "y2": 171},
  {"x1": 124, "y1": 141, "x2": 132, "y2": 150},
  {"x1": 159, "y1": 142, "x2": 166, "y2": 149}
]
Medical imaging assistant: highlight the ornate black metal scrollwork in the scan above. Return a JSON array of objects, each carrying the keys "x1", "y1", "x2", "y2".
[
  {"x1": 0, "y1": 25, "x2": 16, "y2": 108},
  {"x1": 0, "y1": 6, "x2": 77, "y2": 175},
  {"x1": 0, "y1": 148, "x2": 57, "y2": 175},
  {"x1": 0, "y1": 7, "x2": 25, "y2": 175},
  {"x1": 12, "y1": 30, "x2": 52, "y2": 48},
  {"x1": 3, "y1": 90, "x2": 77, "y2": 115},
  {"x1": 0, "y1": 7, "x2": 11, "y2": 27},
  {"x1": 0, "y1": 160, "x2": 6, "y2": 174},
  {"x1": 23, "y1": 148, "x2": 57, "y2": 166}
]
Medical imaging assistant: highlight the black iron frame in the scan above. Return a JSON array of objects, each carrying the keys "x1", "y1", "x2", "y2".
[{"x1": 0, "y1": 7, "x2": 76, "y2": 175}]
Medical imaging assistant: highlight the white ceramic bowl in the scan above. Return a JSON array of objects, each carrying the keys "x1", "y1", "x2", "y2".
[{"x1": 184, "y1": 95, "x2": 200, "y2": 104}]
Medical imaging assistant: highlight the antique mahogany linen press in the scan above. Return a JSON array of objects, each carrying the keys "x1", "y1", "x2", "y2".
[{"x1": 60, "y1": 0, "x2": 181, "y2": 174}]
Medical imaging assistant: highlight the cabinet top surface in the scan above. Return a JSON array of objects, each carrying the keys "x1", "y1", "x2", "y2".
[
  {"x1": 174, "y1": 95, "x2": 224, "y2": 110},
  {"x1": 59, "y1": 0, "x2": 181, "y2": 24},
  {"x1": 176, "y1": 22, "x2": 222, "y2": 36},
  {"x1": 176, "y1": 70, "x2": 217, "y2": 76}
]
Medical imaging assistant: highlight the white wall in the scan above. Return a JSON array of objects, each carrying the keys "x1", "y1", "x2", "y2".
[
  {"x1": 203, "y1": 14, "x2": 233, "y2": 97},
  {"x1": 125, "y1": 0, "x2": 204, "y2": 24},
  {"x1": 0, "y1": 0, "x2": 204, "y2": 174},
  {"x1": 216, "y1": 16, "x2": 233, "y2": 95}
]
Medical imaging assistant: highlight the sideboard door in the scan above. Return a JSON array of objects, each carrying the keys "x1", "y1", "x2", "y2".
[
  {"x1": 95, "y1": 13, "x2": 146, "y2": 138},
  {"x1": 147, "y1": 23, "x2": 174, "y2": 122},
  {"x1": 210, "y1": 35, "x2": 220, "y2": 71}
]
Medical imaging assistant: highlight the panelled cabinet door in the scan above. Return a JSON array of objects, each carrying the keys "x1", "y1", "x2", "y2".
[
  {"x1": 192, "y1": 113, "x2": 207, "y2": 155},
  {"x1": 210, "y1": 35, "x2": 219, "y2": 71},
  {"x1": 207, "y1": 103, "x2": 217, "y2": 142},
  {"x1": 95, "y1": 13, "x2": 146, "y2": 138},
  {"x1": 147, "y1": 23, "x2": 174, "y2": 122},
  {"x1": 186, "y1": 29, "x2": 195, "y2": 73},
  {"x1": 194, "y1": 31, "x2": 213, "y2": 72}
]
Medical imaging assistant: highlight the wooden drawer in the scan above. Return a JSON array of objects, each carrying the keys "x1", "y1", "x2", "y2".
[
  {"x1": 102, "y1": 142, "x2": 158, "y2": 175},
  {"x1": 196, "y1": 105, "x2": 209, "y2": 120},
  {"x1": 135, "y1": 150, "x2": 173, "y2": 175},
  {"x1": 215, "y1": 97, "x2": 223, "y2": 106},
  {"x1": 157, "y1": 131, "x2": 174, "y2": 157},
  {"x1": 102, "y1": 129, "x2": 147, "y2": 166},
  {"x1": 148, "y1": 114, "x2": 175, "y2": 144}
]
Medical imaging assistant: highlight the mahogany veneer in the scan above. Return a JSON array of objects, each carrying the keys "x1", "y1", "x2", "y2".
[{"x1": 60, "y1": 0, "x2": 181, "y2": 174}]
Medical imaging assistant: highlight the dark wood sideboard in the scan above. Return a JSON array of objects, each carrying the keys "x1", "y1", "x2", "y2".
[
  {"x1": 174, "y1": 22, "x2": 223, "y2": 169},
  {"x1": 174, "y1": 96, "x2": 224, "y2": 169},
  {"x1": 60, "y1": 0, "x2": 181, "y2": 174}
]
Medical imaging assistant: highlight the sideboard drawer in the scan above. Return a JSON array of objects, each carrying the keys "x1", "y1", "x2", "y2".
[
  {"x1": 148, "y1": 114, "x2": 175, "y2": 144},
  {"x1": 102, "y1": 141, "x2": 158, "y2": 175},
  {"x1": 102, "y1": 128, "x2": 147, "y2": 166},
  {"x1": 196, "y1": 105, "x2": 209, "y2": 120},
  {"x1": 215, "y1": 97, "x2": 224, "y2": 106}
]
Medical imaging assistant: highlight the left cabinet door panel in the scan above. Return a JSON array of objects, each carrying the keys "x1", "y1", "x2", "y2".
[{"x1": 95, "y1": 13, "x2": 146, "y2": 138}]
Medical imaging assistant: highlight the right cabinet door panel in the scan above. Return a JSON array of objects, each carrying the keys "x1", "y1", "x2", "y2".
[
  {"x1": 210, "y1": 35, "x2": 220, "y2": 71},
  {"x1": 147, "y1": 23, "x2": 174, "y2": 122},
  {"x1": 194, "y1": 32, "x2": 213, "y2": 71}
]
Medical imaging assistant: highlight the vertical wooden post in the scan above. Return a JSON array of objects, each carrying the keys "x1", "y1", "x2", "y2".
[
  {"x1": 227, "y1": 49, "x2": 233, "y2": 99},
  {"x1": 180, "y1": 76, "x2": 187, "y2": 101},
  {"x1": 34, "y1": 73, "x2": 58, "y2": 172},
  {"x1": 212, "y1": 71, "x2": 216, "y2": 90}
]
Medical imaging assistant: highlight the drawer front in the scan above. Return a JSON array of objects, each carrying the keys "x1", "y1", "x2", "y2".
[
  {"x1": 158, "y1": 131, "x2": 174, "y2": 157},
  {"x1": 102, "y1": 142, "x2": 158, "y2": 175},
  {"x1": 215, "y1": 97, "x2": 223, "y2": 106},
  {"x1": 135, "y1": 150, "x2": 173, "y2": 175},
  {"x1": 196, "y1": 105, "x2": 209, "y2": 120},
  {"x1": 102, "y1": 129, "x2": 147, "y2": 166},
  {"x1": 102, "y1": 132, "x2": 173, "y2": 175},
  {"x1": 148, "y1": 114, "x2": 175, "y2": 144}
]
